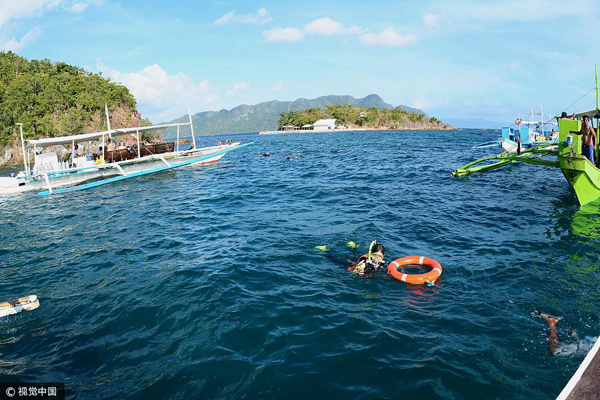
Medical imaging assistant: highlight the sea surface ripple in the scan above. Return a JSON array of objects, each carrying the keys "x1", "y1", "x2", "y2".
[{"x1": 1, "y1": 129, "x2": 599, "y2": 399}]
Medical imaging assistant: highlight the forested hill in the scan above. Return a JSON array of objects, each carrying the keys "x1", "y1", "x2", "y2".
[
  {"x1": 164, "y1": 94, "x2": 429, "y2": 136},
  {"x1": 0, "y1": 51, "x2": 142, "y2": 148},
  {"x1": 277, "y1": 104, "x2": 450, "y2": 131}
]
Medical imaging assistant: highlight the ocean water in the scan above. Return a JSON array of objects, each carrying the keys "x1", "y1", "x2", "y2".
[{"x1": 0, "y1": 129, "x2": 599, "y2": 399}]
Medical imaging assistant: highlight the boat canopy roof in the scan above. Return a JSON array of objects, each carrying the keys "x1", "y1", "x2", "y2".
[
  {"x1": 519, "y1": 120, "x2": 557, "y2": 126},
  {"x1": 573, "y1": 108, "x2": 600, "y2": 120},
  {"x1": 28, "y1": 122, "x2": 190, "y2": 146},
  {"x1": 29, "y1": 130, "x2": 112, "y2": 145},
  {"x1": 111, "y1": 122, "x2": 190, "y2": 135}
]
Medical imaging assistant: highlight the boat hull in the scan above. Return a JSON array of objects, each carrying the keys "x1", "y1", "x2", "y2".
[
  {"x1": 559, "y1": 155, "x2": 600, "y2": 206},
  {"x1": 500, "y1": 140, "x2": 530, "y2": 154},
  {"x1": 1, "y1": 143, "x2": 240, "y2": 196},
  {"x1": 0, "y1": 169, "x2": 117, "y2": 195},
  {"x1": 557, "y1": 118, "x2": 600, "y2": 206}
]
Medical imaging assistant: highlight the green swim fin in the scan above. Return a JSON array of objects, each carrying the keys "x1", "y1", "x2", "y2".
[
  {"x1": 346, "y1": 241, "x2": 357, "y2": 249},
  {"x1": 315, "y1": 245, "x2": 328, "y2": 251}
]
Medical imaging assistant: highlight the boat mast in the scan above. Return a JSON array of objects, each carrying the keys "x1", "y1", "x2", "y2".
[
  {"x1": 105, "y1": 103, "x2": 111, "y2": 131},
  {"x1": 188, "y1": 109, "x2": 195, "y2": 149},
  {"x1": 541, "y1": 105, "x2": 544, "y2": 137},
  {"x1": 530, "y1": 104, "x2": 534, "y2": 124},
  {"x1": 104, "y1": 103, "x2": 113, "y2": 147},
  {"x1": 594, "y1": 64, "x2": 600, "y2": 111},
  {"x1": 592, "y1": 64, "x2": 600, "y2": 165},
  {"x1": 103, "y1": 103, "x2": 111, "y2": 156},
  {"x1": 136, "y1": 129, "x2": 141, "y2": 158},
  {"x1": 16, "y1": 123, "x2": 29, "y2": 175}
]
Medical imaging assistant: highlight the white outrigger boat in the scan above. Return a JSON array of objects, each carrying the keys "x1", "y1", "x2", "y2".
[
  {"x1": 0, "y1": 108, "x2": 251, "y2": 196},
  {"x1": 473, "y1": 105, "x2": 558, "y2": 153}
]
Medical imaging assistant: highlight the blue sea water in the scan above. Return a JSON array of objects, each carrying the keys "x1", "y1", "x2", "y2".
[{"x1": 0, "y1": 129, "x2": 599, "y2": 399}]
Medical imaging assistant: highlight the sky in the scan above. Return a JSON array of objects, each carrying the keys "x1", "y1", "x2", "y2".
[{"x1": 1, "y1": 0, "x2": 599, "y2": 123}]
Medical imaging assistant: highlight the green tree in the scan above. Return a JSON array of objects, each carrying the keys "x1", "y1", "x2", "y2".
[{"x1": 0, "y1": 51, "x2": 138, "y2": 147}]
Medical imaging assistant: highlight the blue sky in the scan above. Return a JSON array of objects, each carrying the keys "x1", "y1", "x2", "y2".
[{"x1": 1, "y1": 0, "x2": 599, "y2": 123}]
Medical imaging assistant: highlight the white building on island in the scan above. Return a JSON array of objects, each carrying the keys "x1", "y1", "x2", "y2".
[{"x1": 313, "y1": 119, "x2": 336, "y2": 130}]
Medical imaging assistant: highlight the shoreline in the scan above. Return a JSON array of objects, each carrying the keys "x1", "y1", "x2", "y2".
[{"x1": 259, "y1": 126, "x2": 456, "y2": 135}]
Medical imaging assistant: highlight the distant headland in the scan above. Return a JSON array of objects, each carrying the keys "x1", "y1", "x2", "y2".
[
  {"x1": 258, "y1": 103, "x2": 452, "y2": 134},
  {"x1": 163, "y1": 94, "x2": 452, "y2": 136}
]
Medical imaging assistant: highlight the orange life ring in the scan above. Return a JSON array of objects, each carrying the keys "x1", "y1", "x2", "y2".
[
  {"x1": 515, "y1": 118, "x2": 523, "y2": 125},
  {"x1": 387, "y1": 256, "x2": 442, "y2": 285}
]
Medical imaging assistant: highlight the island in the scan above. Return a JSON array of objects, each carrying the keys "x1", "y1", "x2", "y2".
[{"x1": 260, "y1": 104, "x2": 453, "y2": 134}]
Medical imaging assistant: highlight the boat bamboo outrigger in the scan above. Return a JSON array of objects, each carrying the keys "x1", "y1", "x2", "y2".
[
  {"x1": 0, "y1": 107, "x2": 252, "y2": 195},
  {"x1": 453, "y1": 67, "x2": 600, "y2": 207}
]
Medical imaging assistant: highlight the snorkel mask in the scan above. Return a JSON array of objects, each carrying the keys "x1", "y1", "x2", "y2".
[
  {"x1": 370, "y1": 253, "x2": 385, "y2": 265},
  {"x1": 368, "y1": 240, "x2": 385, "y2": 265}
]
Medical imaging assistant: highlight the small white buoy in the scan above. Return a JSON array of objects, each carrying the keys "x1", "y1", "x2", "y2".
[{"x1": 0, "y1": 295, "x2": 40, "y2": 318}]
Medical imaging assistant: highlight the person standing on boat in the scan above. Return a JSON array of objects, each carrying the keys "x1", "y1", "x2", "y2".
[
  {"x1": 570, "y1": 115, "x2": 596, "y2": 164},
  {"x1": 560, "y1": 111, "x2": 575, "y2": 120},
  {"x1": 515, "y1": 133, "x2": 521, "y2": 155}
]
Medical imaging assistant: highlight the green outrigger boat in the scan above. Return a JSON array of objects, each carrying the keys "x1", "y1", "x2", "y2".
[{"x1": 452, "y1": 69, "x2": 600, "y2": 207}]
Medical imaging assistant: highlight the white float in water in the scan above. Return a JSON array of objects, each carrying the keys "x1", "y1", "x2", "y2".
[{"x1": 0, "y1": 295, "x2": 40, "y2": 318}]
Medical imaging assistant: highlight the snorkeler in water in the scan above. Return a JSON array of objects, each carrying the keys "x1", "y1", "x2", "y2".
[
  {"x1": 533, "y1": 311, "x2": 596, "y2": 356},
  {"x1": 347, "y1": 240, "x2": 386, "y2": 277}
]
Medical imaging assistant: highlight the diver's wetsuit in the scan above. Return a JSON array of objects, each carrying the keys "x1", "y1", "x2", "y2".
[{"x1": 348, "y1": 255, "x2": 385, "y2": 276}]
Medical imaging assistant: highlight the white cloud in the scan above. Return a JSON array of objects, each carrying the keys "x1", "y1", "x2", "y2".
[
  {"x1": 227, "y1": 82, "x2": 250, "y2": 97},
  {"x1": 411, "y1": 98, "x2": 430, "y2": 111},
  {"x1": 69, "y1": 2, "x2": 89, "y2": 13},
  {"x1": 263, "y1": 17, "x2": 363, "y2": 42},
  {"x1": 215, "y1": 7, "x2": 272, "y2": 26},
  {"x1": 304, "y1": 17, "x2": 362, "y2": 36},
  {"x1": 422, "y1": 13, "x2": 447, "y2": 29},
  {"x1": 0, "y1": 0, "x2": 53, "y2": 28},
  {"x1": 123, "y1": 45, "x2": 143, "y2": 59},
  {"x1": 232, "y1": 82, "x2": 249, "y2": 91},
  {"x1": 96, "y1": 60, "x2": 219, "y2": 122},
  {"x1": 214, "y1": 11, "x2": 234, "y2": 25},
  {"x1": 271, "y1": 80, "x2": 288, "y2": 91},
  {"x1": 0, "y1": 0, "x2": 104, "y2": 28},
  {"x1": 360, "y1": 28, "x2": 419, "y2": 47},
  {"x1": 68, "y1": 0, "x2": 105, "y2": 13},
  {"x1": 262, "y1": 27, "x2": 304, "y2": 42},
  {"x1": 1, "y1": 27, "x2": 43, "y2": 52}
]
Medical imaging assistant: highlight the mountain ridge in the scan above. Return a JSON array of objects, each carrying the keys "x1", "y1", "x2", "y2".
[{"x1": 163, "y1": 94, "x2": 430, "y2": 136}]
